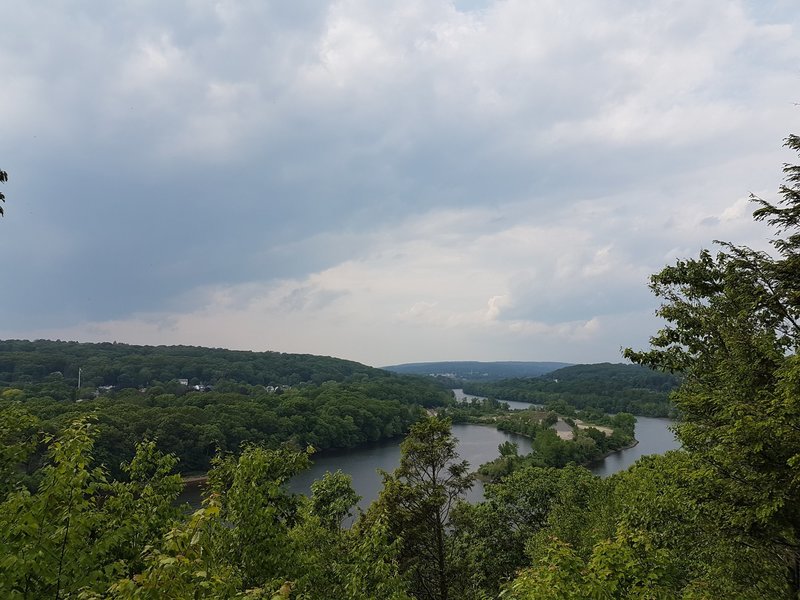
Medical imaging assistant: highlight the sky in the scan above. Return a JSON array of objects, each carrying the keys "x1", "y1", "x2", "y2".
[{"x1": 1, "y1": 0, "x2": 799, "y2": 367}]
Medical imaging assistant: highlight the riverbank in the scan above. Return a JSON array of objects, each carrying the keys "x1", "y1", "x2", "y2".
[
  {"x1": 178, "y1": 419, "x2": 677, "y2": 509},
  {"x1": 470, "y1": 411, "x2": 640, "y2": 482}
]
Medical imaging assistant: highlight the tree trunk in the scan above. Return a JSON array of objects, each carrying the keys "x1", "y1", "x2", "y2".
[{"x1": 436, "y1": 510, "x2": 448, "y2": 600}]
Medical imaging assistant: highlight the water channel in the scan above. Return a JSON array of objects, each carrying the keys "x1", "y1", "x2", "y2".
[
  {"x1": 288, "y1": 416, "x2": 678, "y2": 513},
  {"x1": 180, "y1": 392, "x2": 679, "y2": 512}
]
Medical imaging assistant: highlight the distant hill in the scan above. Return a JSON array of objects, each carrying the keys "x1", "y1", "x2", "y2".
[
  {"x1": 462, "y1": 362, "x2": 680, "y2": 417},
  {"x1": 0, "y1": 339, "x2": 385, "y2": 388},
  {"x1": 382, "y1": 361, "x2": 572, "y2": 381},
  {"x1": 541, "y1": 363, "x2": 678, "y2": 391}
]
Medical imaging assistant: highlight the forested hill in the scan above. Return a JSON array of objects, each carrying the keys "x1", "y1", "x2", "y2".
[
  {"x1": 542, "y1": 362, "x2": 678, "y2": 390},
  {"x1": 382, "y1": 360, "x2": 572, "y2": 380},
  {"x1": 462, "y1": 363, "x2": 680, "y2": 417},
  {"x1": 0, "y1": 339, "x2": 453, "y2": 475},
  {"x1": 0, "y1": 339, "x2": 383, "y2": 388}
]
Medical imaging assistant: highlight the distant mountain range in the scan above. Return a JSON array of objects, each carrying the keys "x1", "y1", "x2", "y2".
[{"x1": 381, "y1": 360, "x2": 573, "y2": 381}]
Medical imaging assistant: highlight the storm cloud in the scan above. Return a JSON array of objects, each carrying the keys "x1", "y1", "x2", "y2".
[{"x1": 1, "y1": 0, "x2": 798, "y2": 365}]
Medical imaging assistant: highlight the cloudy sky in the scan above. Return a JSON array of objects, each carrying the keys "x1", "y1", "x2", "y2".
[{"x1": 1, "y1": 0, "x2": 798, "y2": 366}]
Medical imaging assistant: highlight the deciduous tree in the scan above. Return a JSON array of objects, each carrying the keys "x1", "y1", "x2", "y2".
[{"x1": 625, "y1": 135, "x2": 800, "y2": 596}]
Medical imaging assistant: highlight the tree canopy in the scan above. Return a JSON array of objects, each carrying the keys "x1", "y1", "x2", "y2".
[{"x1": 624, "y1": 134, "x2": 800, "y2": 595}]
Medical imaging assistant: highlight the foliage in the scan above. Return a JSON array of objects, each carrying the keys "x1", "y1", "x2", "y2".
[
  {"x1": 0, "y1": 409, "x2": 410, "y2": 599},
  {"x1": 1, "y1": 376, "x2": 442, "y2": 476},
  {"x1": 371, "y1": 417, "x2": 473, "y2": 600},
  {"x1": 0, "y1": 417, "x2": 184, "y2": 599},
  {"x1": 0, "y1": 405, "x2": 42, "y2": 495},
  {"x1": 625, "y1": 134, "x2": 800, "y2": 595},
  {"x1": 0, "y1": 339, "x2": 385, "y2": 388},
  {"x1": 503, "y1": 529, "x2": 679, "y2": 600},
  {"x1": 450, "y1": 465, "x2": 603, "y2": 599},
  {"x1": 463, "y1": 363, "x2": 678, "y2": 417}
]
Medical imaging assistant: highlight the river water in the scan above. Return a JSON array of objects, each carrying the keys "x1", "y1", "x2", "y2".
[
  {"x1": 181, "y1": 404, "x2": 679, "y2": 512},
  {"x1": 289, "y1": 423, "x2": 535, "y2": 510},
  {"x1": 452, "y1": 388, "x2": 541, "y2": 411},
  {"x1": 287, "y1": 416, "x2": 678, "y2": 513}
]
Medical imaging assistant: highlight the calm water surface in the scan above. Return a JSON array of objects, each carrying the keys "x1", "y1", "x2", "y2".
[
  {"x1": 289, "y1": 423, "x2": 534, "y2": 510},
  {"x1": 588, "y1": 416, "x2": 679, "y2": 476},
  {"x1": 289, "y1": 417, "x2": 679, "y2": 511},
  {"x1": 181, "y1": 413, "x2": 679, "y2": 510},
  {"x1": 452, "y1": 388, "x2": 541, "y2": 411}
]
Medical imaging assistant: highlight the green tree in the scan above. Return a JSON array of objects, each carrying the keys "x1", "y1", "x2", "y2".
[
  {"x1": 449, "y1": 464, "x2": 603, "y2": 599},
  {"x1": 625, "y1": 135, "x2": 800, "y2": 596},
  {"x1": 504, "y1": 529, "x2": 679, "y2": 600},
  {"x1": 310, "y1": 469, "x2": 361, "y2": 529},
  {"x1": 0, "y1": 418, "x2": 185, "y2": 599},
  {"x1": 290, "y1": 475, "x2": 409, "y2": 600},
  {"x1": 498, "y1": 440, "x2": 519, "y2": 457},
  {"x1": 0, "y1": 406, "x2": 41, "y2": 495},
  {"x1": 372, "y1": 416, "x2": 473, "y2": 600}
]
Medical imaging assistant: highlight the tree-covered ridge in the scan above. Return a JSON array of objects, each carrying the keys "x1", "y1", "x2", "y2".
[
  {"x1": 2, "y1": 375, "x2": 448, "y2": 477},
  {"x1": 382, "y1": 361, "x2": 571, "y2": 381},
  {"x1": 0, "y1": 339, "x2": 384, "y2": 388},
  {"x1": 462, "y1": 363, "x2": 679, "y2": 417}
]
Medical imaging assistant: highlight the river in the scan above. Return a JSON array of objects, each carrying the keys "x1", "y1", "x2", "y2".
[
  {"x1": 287, "y1": 416, "x2": 678, "y2": 512},
  {"x1": 180, "y1": 413, "x2": 679, "y2": 513},
  {"x1": 289, "y1": 423, "x2": 535, "y2": 510},
  {"x1": 452, "y1": 388, "x2": 542, "y2": 411}
]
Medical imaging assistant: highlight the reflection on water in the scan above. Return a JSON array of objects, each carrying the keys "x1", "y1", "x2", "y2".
[
  {"x1": 289, "y1": 423, "x2": 533, "y2": 511},
  {"x1": 588, "y1": 416, "x2": 679, "y2": 477},
  {"x1": 180, "y1": 415, "x2": 679, "y2": 511},
  {"x1": 452, "y1": 388, "x2": 541, "y2": 411}
]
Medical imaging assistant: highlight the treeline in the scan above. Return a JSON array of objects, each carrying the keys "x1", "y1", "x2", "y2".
[
  {"x1": 1, "y1": 375, "x2": 449, "y2": 477},
  {"x1": 383, "y1": 361, "x2": 571, "y2": 380},
  {"x1": 462, "y1": 363, "x2": 679, "y2": 417},
  {"x1": 0, "y1": 339, "x2": 384, "y2": 388}
]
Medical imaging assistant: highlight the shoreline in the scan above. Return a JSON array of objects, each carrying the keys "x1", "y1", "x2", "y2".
[{"x1": 179, "y1": 424, "x2": 643, "y2": 487}]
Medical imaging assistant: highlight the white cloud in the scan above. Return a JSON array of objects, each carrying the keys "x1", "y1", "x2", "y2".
[{"x1": 0, "y1": 0, "x2": 798, "y2": 364}]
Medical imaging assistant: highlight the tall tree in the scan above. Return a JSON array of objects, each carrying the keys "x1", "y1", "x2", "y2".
[
  {"x1": 371, "y1": 416, "x2": 473, "y2": 600},
  {"x1": 625, "y1": 135, "x2": 800, "y2": 596}
]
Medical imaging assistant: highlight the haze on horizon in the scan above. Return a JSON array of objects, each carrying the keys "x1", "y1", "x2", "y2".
[{"x1": 1, "y1": 0, "x2": 798, "y2": 367}]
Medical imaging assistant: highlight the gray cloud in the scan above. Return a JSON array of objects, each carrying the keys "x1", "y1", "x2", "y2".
[{"x1": 1, "y1": 0, "x2": 798, "y2": 363}]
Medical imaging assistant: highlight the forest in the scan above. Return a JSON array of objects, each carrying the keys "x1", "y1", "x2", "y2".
[
  {"x1": 1, "y1": 372, "x2": 450, "y2": 479},
  {"x1": 0, "y1": 339, "x2": 386, "y2": 389},
  {"x1": 462, "y1": 363, "x2": 679, "y2": 417},
  {"x1": 1, "y1": 137, "x2": 800, "y2": 598},
  {"x1": 382, "y1": 361, "x2": 571, "y2": 381}
]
